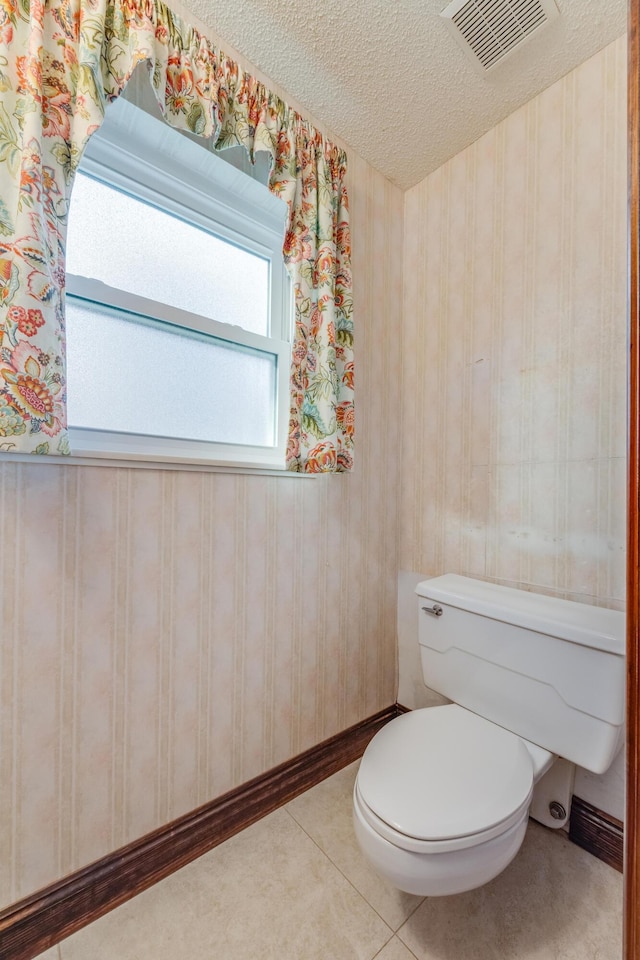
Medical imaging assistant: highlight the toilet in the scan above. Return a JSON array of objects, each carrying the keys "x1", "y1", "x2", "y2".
[{"x1": 353, "y1": 574, "x2": 626, "y2": 896}]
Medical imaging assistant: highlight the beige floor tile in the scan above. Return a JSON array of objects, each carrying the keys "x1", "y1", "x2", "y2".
[
  {"x1": 286, "y1": 762, "x2": 424, "y2": 930},
  {"x1": 374, "y1": 936, "x2": 420, "y2": 960},
  {"x1": 397, "y1": 822, "x2": 623, "y2": 960},
  {"x1": 35, "y1": 950, "x2": 60, "y2": 960},
  {"x1": 60, "y1": 807, "x2": 392, "y2": 960}
]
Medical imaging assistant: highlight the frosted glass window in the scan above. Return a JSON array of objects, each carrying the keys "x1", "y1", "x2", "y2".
[
  {"x1": 66, "y1": 172, "x2": 270, "y2": 336},
  {"x1": 66, "y1": 298, "x2": 276, "y2": 447}
]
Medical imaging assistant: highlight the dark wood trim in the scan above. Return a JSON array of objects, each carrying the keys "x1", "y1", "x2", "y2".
[
  {"x1": 569, "y1": 797, "x2": 624, "y2": 874},
  {"x1": 0, "y1": 704, "x2": 401, "y2": 960},
  {"x1": 629, "y1": 1, "x2": 640, "y2": 957}
]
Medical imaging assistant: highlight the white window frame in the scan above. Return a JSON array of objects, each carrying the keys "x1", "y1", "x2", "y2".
[{"x1": 65, "y1": 97, "x2": 293, "y2": 471}]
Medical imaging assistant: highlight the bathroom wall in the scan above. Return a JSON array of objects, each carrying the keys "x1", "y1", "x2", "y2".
[
  {"x1": 0, "y1": 103, "x2": 404, "y2": 914},
  {"x1": 398, "y1": 37, "x2": 627, "y2": 821},
  {"x1": 1, "y1": 16, "x2": 628, "y2": 909}
]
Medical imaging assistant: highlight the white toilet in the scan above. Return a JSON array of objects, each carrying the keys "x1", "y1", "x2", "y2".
[{"x1": 353, "y1": 574, "x2": 626, "y2": 896}]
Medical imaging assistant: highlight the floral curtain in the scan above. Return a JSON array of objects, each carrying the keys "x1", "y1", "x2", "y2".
[{"x1": 0, "y1": 0, "x2": 354, "y2": 472}]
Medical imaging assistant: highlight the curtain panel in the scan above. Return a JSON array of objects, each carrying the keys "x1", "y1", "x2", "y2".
[{"x1": 0, "y1": 0, "x2": 354, "y2": 472}]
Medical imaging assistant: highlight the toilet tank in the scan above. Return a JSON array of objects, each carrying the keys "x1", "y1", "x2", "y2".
[{"x1": 416, "y1": 575, "x2": 625, "y2": 774}]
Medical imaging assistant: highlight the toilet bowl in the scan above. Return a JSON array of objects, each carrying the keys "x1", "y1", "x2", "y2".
[
  {"x1": 352, "y1": 575, "x2": 625, "y2": 897},
  {"x1": 353, "y1": 704, "x2": 554, "y2": 895}
]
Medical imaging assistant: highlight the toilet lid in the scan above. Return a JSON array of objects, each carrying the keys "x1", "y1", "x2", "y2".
[{"x1": 357, "y1": 705, "x2": 534, "y2": 842}]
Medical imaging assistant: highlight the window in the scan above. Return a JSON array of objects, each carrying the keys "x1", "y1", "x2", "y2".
[{"x1": 65, "y1": 94, "x2": 292, "y2": 470}]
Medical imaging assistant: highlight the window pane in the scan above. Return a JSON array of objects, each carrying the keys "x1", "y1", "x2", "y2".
[
  {"x1": 66, "y1": 298, "x2": 277, "y2": 447},
  {"x1": 67, "y1": 172, "x2": 270, "y2": 336}
]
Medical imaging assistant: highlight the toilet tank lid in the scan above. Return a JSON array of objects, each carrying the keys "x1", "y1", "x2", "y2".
[{"x1": 416, "y1": 575, "x2": 625, "y2": 656}]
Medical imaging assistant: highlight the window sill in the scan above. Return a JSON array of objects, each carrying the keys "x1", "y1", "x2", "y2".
[{"x1": 0, "y1": 450, "x2": 316, "y2": 478}]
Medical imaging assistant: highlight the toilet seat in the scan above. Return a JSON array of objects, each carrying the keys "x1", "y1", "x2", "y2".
[{"x1": 356, "y1": 705, "x2": 535, "y2": 854}]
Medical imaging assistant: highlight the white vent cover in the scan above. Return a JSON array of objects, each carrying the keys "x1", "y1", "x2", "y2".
[{"x1": 440, "y1": 0, "x2": 559, "y2": 72}]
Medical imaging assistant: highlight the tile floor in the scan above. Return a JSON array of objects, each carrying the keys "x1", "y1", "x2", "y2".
[{"x1": 38, "y1": 762, "x2": 622, "y2": 960}]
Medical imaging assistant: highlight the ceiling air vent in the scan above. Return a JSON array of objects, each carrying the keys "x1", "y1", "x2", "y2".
[{"x1": 440, "y1": 0, "x2": 559, "y2": 72}]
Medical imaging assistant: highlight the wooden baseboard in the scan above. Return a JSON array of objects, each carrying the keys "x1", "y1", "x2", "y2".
[
  {"x1": 0, "y1": 704, "x2": 401, "y2": 960},
  {"x1": 568, "y1": 795, "x2": 624, "y2": 873}
]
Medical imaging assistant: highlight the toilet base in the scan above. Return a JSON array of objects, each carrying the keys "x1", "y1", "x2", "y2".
[{"x1": 353, "y1": 786, "x2": 529, "y2": 896}]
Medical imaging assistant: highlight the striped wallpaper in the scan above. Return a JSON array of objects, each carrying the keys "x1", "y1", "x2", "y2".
[
  {"x1": 0, "y1": 30, "x2": 629, "y2": 907},
  {"x1": 0, "y1": 155, "x2": 404, "y2": 906},
  {"x1": 398, "y1": 37, "x2": 627, "y2": 818},
  {"x1": 401, "y1": 36, "x2": 626, "y2": 605}
]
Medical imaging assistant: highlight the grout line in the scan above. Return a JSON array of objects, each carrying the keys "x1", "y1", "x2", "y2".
[
  {"x1": 282, "y1": 804, "x2": 421, "y2": 936},
  {"x1": 400, "y1": 896, "x2": 426, "y2": 927},
  {"x1": 368, "y1": 932, "x2": 396, "y2": 959},
  {"x1": 371, "y1": 933, "x2": 421, "y2": 960}
]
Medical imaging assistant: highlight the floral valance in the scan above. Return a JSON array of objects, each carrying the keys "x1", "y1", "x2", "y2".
[{"x1": 0, "y1": 0, "x2": 354, "y2": 472}]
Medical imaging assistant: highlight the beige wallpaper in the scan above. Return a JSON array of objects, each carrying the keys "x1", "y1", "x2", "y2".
[
  {"x1": 398, "y1": 37, "x2": 627, "y2": 818},
  {"x1": 0, "y1": 154, "x2": 404, "y2": 907},
  {"x1": 400, "y1": 37, "x2": 626, "y2": 604},
  {"x1": 1, "y1": 27, "x2": 629, "y2": 908}
]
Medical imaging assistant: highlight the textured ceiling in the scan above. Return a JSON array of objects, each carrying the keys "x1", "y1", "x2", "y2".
[{"x1": 180, "y1": 0, "x2": 627, "y2": 190}]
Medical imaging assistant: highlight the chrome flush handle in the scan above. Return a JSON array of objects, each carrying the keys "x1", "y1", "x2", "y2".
[{"x1": 422, "y1": 604, "x2": 443, "y2": 617}]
